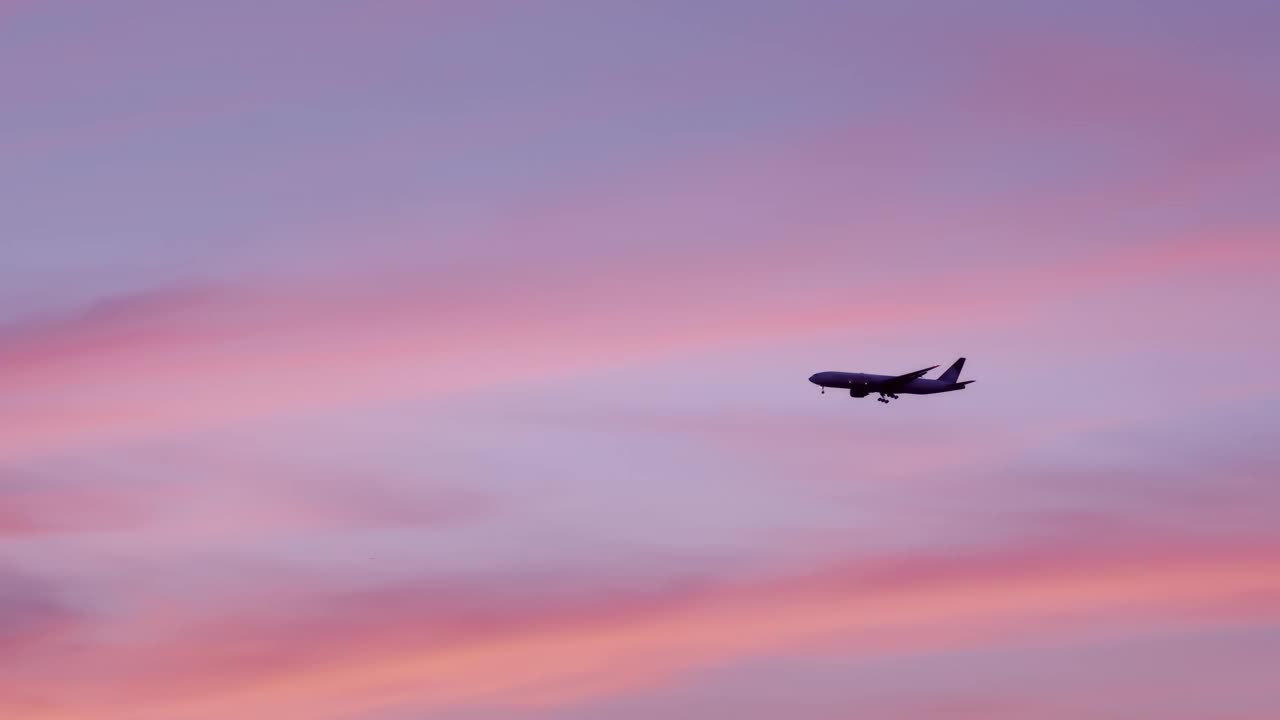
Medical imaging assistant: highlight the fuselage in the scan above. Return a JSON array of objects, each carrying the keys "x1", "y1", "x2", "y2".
[{"x1": 807, "y1": 371, "x2": 966, "y2": 395}]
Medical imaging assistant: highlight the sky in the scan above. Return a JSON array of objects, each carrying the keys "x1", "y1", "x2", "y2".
[{"x1": 2, "y1": 1, "x2": 1279, "y2": 718}]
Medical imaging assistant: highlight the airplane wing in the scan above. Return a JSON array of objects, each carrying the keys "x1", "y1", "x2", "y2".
[{"x1": 875, "y1": 365, "x2": 938, "y2": 391}]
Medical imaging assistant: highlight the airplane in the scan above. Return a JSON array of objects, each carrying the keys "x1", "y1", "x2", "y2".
[{"x1": 808, "y1": 357, "x2": 973, "y2": 404}]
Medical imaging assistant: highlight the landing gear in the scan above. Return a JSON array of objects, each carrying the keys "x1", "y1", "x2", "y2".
[{"x1": 877, "y1": 392, "x2": 894, "y2": 404}]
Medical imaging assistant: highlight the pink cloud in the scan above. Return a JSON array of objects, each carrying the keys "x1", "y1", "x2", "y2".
[
  {"x1": 6, "y1": 529, "x2": 1279, "y2": 719},
  {"x1": 1, "y1": 220, "x2": 1273, "y2": 460},
  {"x1": 0, "y1": 477, "x2": 143, "y2": 536},
  {"x1": 0, "y1": 453, "x2": 488, "y2": 540}
]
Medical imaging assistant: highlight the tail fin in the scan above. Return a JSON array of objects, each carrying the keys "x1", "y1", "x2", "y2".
[{"x1": 938, "y1": 357, "x2": 965, "y2": 384}]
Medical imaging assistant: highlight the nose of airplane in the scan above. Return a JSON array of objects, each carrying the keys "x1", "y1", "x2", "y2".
[{"x1": 808, "y1": 373, "x2": 820, "y2": 384}]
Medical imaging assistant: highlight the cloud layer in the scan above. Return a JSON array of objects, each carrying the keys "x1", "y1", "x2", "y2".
[{"x1": 2, "y1": 1, "x2": 1278, "y2": 719}]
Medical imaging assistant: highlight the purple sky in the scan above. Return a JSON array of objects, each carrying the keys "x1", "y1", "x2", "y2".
[{"x1": 2, "y1": 2, "x2": 1279, "y2": 718}]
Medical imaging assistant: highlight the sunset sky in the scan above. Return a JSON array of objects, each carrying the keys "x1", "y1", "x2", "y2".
[{"x1": 2, "y1": 2, "x2": 1279, "y2": 718}]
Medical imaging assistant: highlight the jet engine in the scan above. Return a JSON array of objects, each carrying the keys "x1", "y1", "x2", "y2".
[{"x1": 849, "y1": 388, "x2": 869, "y2": 398}]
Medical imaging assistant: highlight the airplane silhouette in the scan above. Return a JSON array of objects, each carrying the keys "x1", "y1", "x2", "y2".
[{"x1": 808, "y1": 358, "x2": 973, "y2": 404}]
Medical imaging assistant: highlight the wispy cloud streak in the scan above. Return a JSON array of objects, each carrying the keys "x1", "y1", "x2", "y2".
[{"x1": 5, "y1": 531, "x2": 1278, "y2": 719}]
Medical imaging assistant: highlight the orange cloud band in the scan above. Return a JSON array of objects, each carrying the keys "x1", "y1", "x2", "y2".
[{"x1": 8, "y1": 535, "x2": 1279, "y2": 719}]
